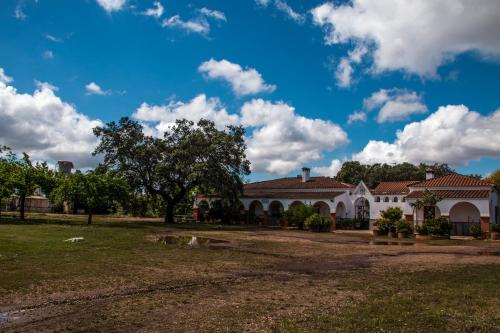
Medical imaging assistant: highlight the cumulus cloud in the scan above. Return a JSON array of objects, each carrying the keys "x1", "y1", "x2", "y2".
[
  {"x1": 0, "y1": 75, "x2": 102, "y2": 168},
  {"x1": 85, "y1": 82, "x2": 110, "y2": 96},
  {"x1": 0, "y1": 69, "x2": 13, "y2": 84},
  {"x1": 143, "y1": 1, "x2": 163, "y2": 18},
  {"x1": 335, "y1": 45, "x2": 367, "y2": 88},
  {"x1": 96, "y1": 0, "x2": 127, "y2": 13},
  {"x1": 364, "y1": 88, "x2": 427, "y2": 123},
  {"x1": 133, "y1": 94, "x2": 239, "y2": 134},
  {"x1": 311, "y1": 0, "x2": 500, "y2": 80},
  {"x1": 312, "y1": 159, "x2": 343, "y2": 177},
  {"x1": 198, "y1": 59, "x2": 276, "y2": 96},
  {"x1": 256, "y1": 0, "x2": 305, "y2": 24},
  {"x1": 352, "y1": 105, "x2": 500, "y2": 165},
  {"x1": 134, "y1": 95, "x2": 348, "y2": 175},
  {"x1": 347, "y1": 111, "x2": 366, "y2": 124},
  {"x1": 241, "y1": 99, "x2": 348, "y2": 174}
]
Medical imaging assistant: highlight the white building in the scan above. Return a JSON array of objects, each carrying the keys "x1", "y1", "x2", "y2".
[{"x1": 194, "y1": 168, "x2": 499, "y2": 236}]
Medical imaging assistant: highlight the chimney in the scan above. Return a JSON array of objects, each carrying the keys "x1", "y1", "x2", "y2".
[
  {"x1": 302, "y1": 167, "x2": 310, "y2": 183},
  {"x1": 425, "y1": 168, "x2": 434, "y2": 180}
]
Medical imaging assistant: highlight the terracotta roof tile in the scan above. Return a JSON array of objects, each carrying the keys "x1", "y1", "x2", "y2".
[
  {"x1": 406, "y1": 190, "x2": 490, "y2": 199},
  {"x1": 241, "y1": 191, "x2": 345, "y2": 199},
  {"x1": 411, "y1": 173, "x2": 492, "y2": 188},
  {"x1": 371, "y1": 181, "x2": 418, "y2": 194},
  {"x1": 244, "y1": 177, "x2": 353, "y2": 190}
]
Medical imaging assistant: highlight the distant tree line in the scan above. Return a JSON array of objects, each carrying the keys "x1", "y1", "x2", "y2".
[{"x1": 334, "y1": 161, "x2": 455, "y2": 188}]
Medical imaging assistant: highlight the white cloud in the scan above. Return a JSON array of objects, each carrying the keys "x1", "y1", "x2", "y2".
[
  {"x1": 133, "y1": 94, "x2": 239, "y2": 134},
  {"x1": 0, "y1": 68, "x2": 13, "y2": 84},
  {"x1": 0, "y1": 78, "x2": 102, "y2": 168},
  {"x1": 42, "y1": 50, "x2": 54, "y2": 60},
  {"x1": 45, "y1": 34, "x2": 63, "y2": 43},
  {"x1": 312, "y1": 159, "x2": 343, "y2": 177},
  {"x1": 14, "y1": 4, "x2": 27, "y2": 20},
  {"x1": 198, "y1": 59, "x2": 276, "y2": 96},
  {"x1": 143, "y1": 1, "x2": 164, "y2": 18},
  {"x1": 134, "y1": 95, "x2": 348, "y2": 175},
  {"x1": 162, "y1": 15, "x2": 210, "y2": 35},
  {"x1": 363, "y1": 88, "x2": 428, "y2": 123},
  {"x1": 335, "y1": 45, "x2": 367, "y2": 88},
  {"x1": 198, "y1": 8, "x2": 226, "y2": 22},
  {"x1": 256, "y1": 0, "x2": 305, "y2": 24},
  {"x1": 96, "y1": 0, "x2": 127, "y2": 13},
  {"x1": 241, "y1": 99, "x2": 348, "y2": 174},
  {"x1": 311, "y1": 0, "x2": 500, "y2": 79},
  {"x1": 85, "y1": 82, "x2": 110, "y2": 96},
  {"x1": 352, "y1": 105, "x2": 500, "y2": 165},
  {"x1": 347, "y1": 111, "x2": 366, "y2": 124}
]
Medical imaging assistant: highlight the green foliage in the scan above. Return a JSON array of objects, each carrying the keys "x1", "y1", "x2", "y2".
[
  {"x1": 51, "y1": 167, "x2": 130, "y2": 224},
  {"x1": 375, "y1": 207, "x2": 404, "y2": 233},
  {"x1": 410, "y1": 190, "x2": 442, "y2": 212},
  {"x1": 283, "y1": 204, "x2": 315, "y2": 229},
  {"x1": 93, "y1": 117, "x2": 250, "y2": 223},
  {"x1": 492, "y1": 224, "x2": 500, "y2": 233},
  {"x1": 396, "y1": 219, "x2": 413, "y2": 233},
  {"x1": 304, "y1": 213, "x2": 332, "y2": 232},
  {"x1": 416, "y1": 217, "x2": 452, "y2": 236},
  {"x1": 470, "y1": 224, "x2": 482, "y2": 238},
  {"x1": 485, "y1": 169, "x2": 500, "y2": 187},
  {"x1": 335, "y1": 161, "x2": 453, "y2": 188}
]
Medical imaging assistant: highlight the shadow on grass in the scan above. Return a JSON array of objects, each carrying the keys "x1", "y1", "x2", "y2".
[{"x1": 0, "y1": 214, "x2": 261, "y2": 232}]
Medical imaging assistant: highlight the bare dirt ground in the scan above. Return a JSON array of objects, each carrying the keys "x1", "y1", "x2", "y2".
[{"x1": 1, "y1": 219, "x2": 500, "y2": 332}]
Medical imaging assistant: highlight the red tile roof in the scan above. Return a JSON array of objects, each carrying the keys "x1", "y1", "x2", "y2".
[
  {"x1": 406, "y1": 189, "x2": 490, "y2": 199},
  {"x1": 371, "y1": 181, "x2": 419, "y2": 194},
  {"x1": 242, "y1": 191, "x2": 345, "y2": 199},
  {"x1": 244, "y1": 177, "x2": 353, "y2": 190},
  {"x1": 411, "y1": 173, "x2": 492, "y2": 188}
]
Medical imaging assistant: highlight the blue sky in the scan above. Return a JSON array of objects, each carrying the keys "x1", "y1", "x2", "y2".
[{"x1": 1, "y1": 0, "x2": 500, "y2": 181}]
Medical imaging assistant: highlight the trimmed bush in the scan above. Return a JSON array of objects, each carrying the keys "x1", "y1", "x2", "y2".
[
  {"x1": 283, "y1": 204, "x2": 315, "y2": 229},
  {"x1": 396, "y1": 219, "x2": 413, "y2": 233},
  {"x1": 492, "y1": 224, "x2": 500, "y2": 233},
  {"x1": 470, "y1": 224, "x2": 482, "y2": 239},
  {"x1": 416, "y1": 217, "x2": 451, "y2": 236},
  {"x1": 304, "y1": 213, "x2": 332, "y2": 232}
]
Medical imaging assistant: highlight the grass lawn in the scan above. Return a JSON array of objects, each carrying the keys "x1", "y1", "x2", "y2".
[{"x1": 1, "y1": 213, "x2": 499, "y2": 332}]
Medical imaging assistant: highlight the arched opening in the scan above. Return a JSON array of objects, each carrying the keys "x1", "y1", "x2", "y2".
[
  {"x1": 354, "y1": 197, "x2": 370, "y2": 229},
  {"x1": 249, "y1": 200, "x2": 264, "y2": 224},
  {"x1": 288, "y1": 201, "x2": 304, "y2": 209},
  {"x1": 375, "y1": 196, "x2": 380, "y2": 202},
  {"x1": 198, "y1": 200, "x2": 210, "y2": 222},
  {"x1": 313, "y1": 201, "x2": 331, "y2": 217},
  {"x1": 449, "y1": 202, "x2": 481, "y2": 236},
  {"x1": 393, "y1": 197, "x2": 398, "y2": 202},
  {"x1": 269, "y1": 201, "x2": 284, "y2": 225},
  {"x1": 384, "y1": 197, "x2": 389, "y2": 202}
]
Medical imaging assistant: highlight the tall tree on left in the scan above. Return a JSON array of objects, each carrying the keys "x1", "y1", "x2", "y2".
[{"x1": 0, "y1": 146, "x2": 15, "y2": 222}]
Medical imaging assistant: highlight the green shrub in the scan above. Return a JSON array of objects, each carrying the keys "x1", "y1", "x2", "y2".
[
  {"x1": 283, "y1": 204, "x2": 315, "y2": 229},
  {"x1": 304, "y1": 213, "x2": 332, "y2": 232},
  {"x1": 396, "y1": 219, "x2": 413, "y2": 233},
  {"x1": 417, "y1": 217, "x2": 451, "y2": 236},
  {"x1": 374, "y1": 218, "x2": 394, "y2": 233},
  {"x1": 492, "y1": 224, "x2": 500, "y2": 233},
  {"x1": 470, "y1": 224, "x2": 482, "y2": 238},
  {"x1": 375, "y1": 207, "x2": 404, "y2": 233}
]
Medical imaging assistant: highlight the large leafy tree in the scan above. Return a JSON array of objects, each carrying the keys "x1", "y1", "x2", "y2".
[
  {"x1": 335, "y1": 161, "x2": 454, "y2": 188},
  {"x1": 52, "y1": 167, "x2": 130, "y2": 224},
  {"x1": 93, "y1": 118, "x2": 250, "y2": 224},
  {"x1": 485, "y1": 169, "x2": 500, "y2": 187}
]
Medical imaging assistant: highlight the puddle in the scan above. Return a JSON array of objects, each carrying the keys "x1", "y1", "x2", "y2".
[{"x1": 158, "y1": 236, "x2": 230, "y2": 249}]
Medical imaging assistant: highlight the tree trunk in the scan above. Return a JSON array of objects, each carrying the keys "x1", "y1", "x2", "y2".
[
  {"x1": 20, "y1": 194, "x2": 26, "y2": 220},
  {"x1": 87, "y1": 210, "x2": 92, "y2": 225},
  {"x1": 164, "y1": 204, "x2": 174, "y2": 224}
]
